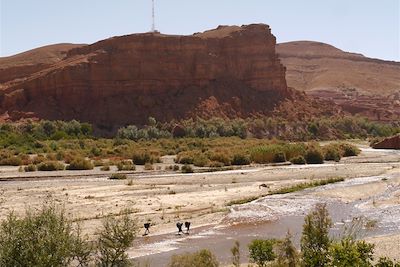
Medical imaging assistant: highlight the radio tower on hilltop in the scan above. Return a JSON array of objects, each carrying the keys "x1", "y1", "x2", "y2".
[{"x1": 151, "y1": 0, "x2": 156, "y2": 32}]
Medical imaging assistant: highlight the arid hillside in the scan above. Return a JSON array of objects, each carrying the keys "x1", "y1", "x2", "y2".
[
  {"x1": 0, "y1": 24, "x2": 336, "y2": 131},
  {"x1": 277, "y1": 41, "x2": 400, "y2": 121},
  {"x1": 0, "y1": 43, "x2": 83, "y2": 84}
]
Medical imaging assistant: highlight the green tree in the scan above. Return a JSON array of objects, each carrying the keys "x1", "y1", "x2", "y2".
[
  {"x1": 248, "y1": 239, "x2": 276, "y2": 267},
  {"x1": 301, "y1": 203, "x2": 332, "y2": 267},
  {"x1": 96, "y1": 212, "x2": 137, "y2": 267}
]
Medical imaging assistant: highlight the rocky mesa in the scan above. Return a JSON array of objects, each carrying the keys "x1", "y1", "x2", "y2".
[{"x1": 0, "y1": 24, "x2": 337, "y2": 130}]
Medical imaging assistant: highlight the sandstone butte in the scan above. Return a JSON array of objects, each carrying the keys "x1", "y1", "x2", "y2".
[
  {"x1": 373, "y1": 134, "x2": 400, "y2": 150},
  {"x1": 0, "y1": 24, "x2": 339, "y2": 131}
]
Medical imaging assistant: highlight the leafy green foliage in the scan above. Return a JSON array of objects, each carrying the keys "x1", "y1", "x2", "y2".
[
  {"x1": 301, "y1": 203, "x2": 332, "y2": 267},
  {"x1": 37, "y1": 161, "x2": 65, "y2": 171},
  {"x1": 168, "y1": 249, "x2": 219, "y2": 267},
  {"x1": 66, "y1": 157, "x2": 94, "y2": 170},
  {"x1": 96, "y1": 212, "x2": 137, "y2": 267},
  {"x1": 329, "y1": 238, "x2": 374, "y2": 267},
  {"x1": 305, "y1": 149, "x2": 324, "y2": 164},
  {"x1": 290, "y1": 156, "x2": 306, "y2": 165},
  {"x1": 0, "y1": 205, "x2": 91, "y2": 267},
  {"x1": 248, "y1": 239, "x2": 276, "y2": 267}
]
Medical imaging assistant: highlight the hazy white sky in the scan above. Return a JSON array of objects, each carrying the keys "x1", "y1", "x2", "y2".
[{"x1": 0, "y1": 0, "x2": 399, "y2": 61}]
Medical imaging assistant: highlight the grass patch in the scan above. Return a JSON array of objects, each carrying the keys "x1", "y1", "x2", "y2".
[{"x1": 227, "y1": 177, "x2": 345, "y2": 206}]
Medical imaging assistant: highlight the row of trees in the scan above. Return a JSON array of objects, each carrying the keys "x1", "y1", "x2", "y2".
[{"x1": 117, "y1": 116, "x2": 400, "y2": 141}]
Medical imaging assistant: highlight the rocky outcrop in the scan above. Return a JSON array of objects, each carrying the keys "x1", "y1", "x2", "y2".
[
  {"x1": 0, "y1": 24, "x2": 340, "y2": 131},
  {"x1": 373, "y1": 135, "x2": 400, "y2": 149}
]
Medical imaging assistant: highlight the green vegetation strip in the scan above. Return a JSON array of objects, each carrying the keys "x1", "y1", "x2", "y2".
[{"x1": 227, "y1": 177, "x2": 345, "y2": 206}]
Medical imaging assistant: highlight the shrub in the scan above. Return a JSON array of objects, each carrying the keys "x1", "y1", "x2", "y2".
[
  {"x1": 168, "y1": 249, "x2": 219, "y2": 267},
  {"x1": 176, "y1": 152, "x2": 195, "y2": 165},
  {"x1": 248, "y1": 239, "x2": 276, "y2": 267},
  {"x1": 305, "y1": 149, "x2": 324, "y2": 164},
  {"x1": 181, "y1": 164, "x2": 194, "y2": 173},
  {"x1": 0, "y1": 204, "x2": 92, "y2": 267},
  {"x1": 24, "y1": 164, "x2": 37, "y2": 172},
  {"x1": 32, "y1": 155, "x2": 47, "y2": 164},
  {"x1": 231, "y1": 154, "x2": 251, "y2": 165},
  {"x1": 132, "y1": 152, "x2": 158, "y2": 165},
  {"x1": 96, "y1": 212, "x2": 136, "y2": 266},
  {"x1": 193, "y1": 153, "x2": 209, "y2": 167},
  {"x1": 144, "y1": 163, "x2": 154, "y2": 170},
  {"x1": 273, "y1": 152, "x2": 286, "y2": 163},
  {"x1": 329, "y1": 238, "x2": 374, "y2": 267},
  {"x1": 339, "y1": 143, "x2": 360, "y2": 157},
  {"x1": 208, "y1": 152, "x2": 232, "y2": 166},
  {"x1": 100, "y1": 165, "x2": 110, "y2": 171},
  {"x1": 250, "y1": 145, "x2": 283, "y2": 164},
  {"x1": 37, "y1": 161, "x2": 65, "y2": 171},
  {"x1": 173, "y1": 165, "x2": 180, "y2": 171},
  {"x1": 323, "y1": 145, "x2": 342, "y2": 162},
  {"x1": 66, "y1": 157, "x2": 94, "y2": 170},
  {"x1": 0, "y1": 156, "x2": 23, "y2": 166},
  {"x1": 290, "y1": 156, "x2": 306, "y2": 165},
  {"x1": 109, "y1": 173, "x2": 127, "y2": 180},
  {"x1": 116, "y1": 161, "x2": 135, "y2": 171}
]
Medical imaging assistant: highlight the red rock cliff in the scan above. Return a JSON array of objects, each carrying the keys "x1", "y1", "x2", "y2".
[{"x1": 0, "y1": 24, "x2": 296, "y2": 129}]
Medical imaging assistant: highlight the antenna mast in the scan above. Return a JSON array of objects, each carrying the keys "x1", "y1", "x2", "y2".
[{"x1": 151, "y1": 0, "x2": 156, "y2": 32}]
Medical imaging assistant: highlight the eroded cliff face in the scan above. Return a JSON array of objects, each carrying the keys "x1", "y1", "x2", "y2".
[{"x1": 0, "y1": 24, "x2": 310, "y2": 130}]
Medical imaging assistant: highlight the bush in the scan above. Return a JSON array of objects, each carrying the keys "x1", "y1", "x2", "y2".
[
  {"x1": 324, "y1": 145, "x2": 342, "y2": 162},
  {"x1": 248, "y1": 239, "x2": 276, "y2": 267},
  {"x1": 66, "y1": 158, "x2": 94, "y2": 170},
  {"x1": 231, "y1": 153, "x2": 251, "y2": 165},
  {"x1": 109, "y1": 173, "x2": 127, "y2": 180},
  {"x1": 340, "y1": 143, "x2": 360, "y2": 157},
  {"x1": 116, "y1": 161, "x2": 135, "y2": 171},
  {"x1": 0, "y1": 204, "x2": 92, "y2": 267},
  {"x1": 96, "y1": 212, "x2": 137, "y2": 266},
  {"x1": 193, "y1": 153, "x2": 209, "y2": 167},
  {"x1": 251, "y1": 145, "x2": 284, "y2": 164},
  {"x1": 0, "y1": 156, "x2": 23, "y2": 166},
  {"x1": 168, "y1": 249, "x2": 219, "y2": 267},
  {"x1": 290, "y1": 156, "x2": 306, "y2": 165},
  {"x1": 181, "y1": 164, "x2": 194, "y2": 173},
  {"x1": 37, "y1": 161, "x2": 65, "y2": 171},
  {"x1": 305, "y1": 149, "x2": 324, "y2": 164},
  {"x1": 100, "y1": 165, "x2": 110, "y2": 171},
  {"x1": 24, "y1": 164, "x2": 37, "y2": 172},
  {"x1": 144, "y1": 163, "x2": 154, "y2": 170},
  {"x1": 273, "y1": 152, "x2": 286, "y2": 163},
  {"x1": 208, "y1": 152, "x2": 232, "y2": 166},
  {"x1": 132, "y1": 152, "x2": 158, "y2": 165}
]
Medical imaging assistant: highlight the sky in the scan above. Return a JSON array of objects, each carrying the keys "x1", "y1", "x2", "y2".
[{"x1": 0, "y1": 0, "x2": 399, "y2": 61}]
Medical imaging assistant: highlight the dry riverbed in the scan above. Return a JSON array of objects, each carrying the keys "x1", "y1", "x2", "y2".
[{"x1": 0, "y1": 143, "x2": 399, "y2": 265}]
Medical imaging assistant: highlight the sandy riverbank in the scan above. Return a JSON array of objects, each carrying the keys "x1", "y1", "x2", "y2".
[{"x1": 0, "y1": 144, "x2": 399, "y2": 264}]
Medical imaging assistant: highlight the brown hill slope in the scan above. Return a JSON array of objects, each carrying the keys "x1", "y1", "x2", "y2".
[
  {"x1": 0, "y1": 43, "x2": 84, "y2": 85},
  {"x1": 0, "y1": 24, "x2": 337, "y2": 130},
  {"x1": 277, "y1": 41, "x2": 400, "y2": 121}
]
